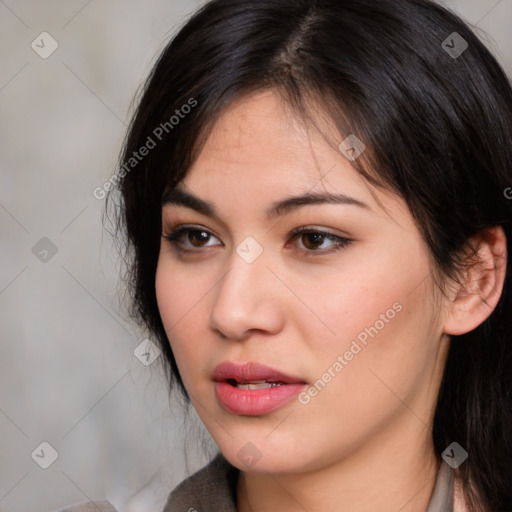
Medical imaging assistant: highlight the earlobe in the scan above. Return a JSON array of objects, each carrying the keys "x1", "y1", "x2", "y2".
[{"x1": 443, "y1": 226, "x2": 507, "y2": 336}]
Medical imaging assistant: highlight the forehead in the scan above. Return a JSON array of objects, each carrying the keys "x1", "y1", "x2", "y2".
[
  {"x1": 181, "y1": 89, "x2": 372, "y2": 201},
  {"x1": 163, "y1": 90, "x2": 418, "y2": 242}
]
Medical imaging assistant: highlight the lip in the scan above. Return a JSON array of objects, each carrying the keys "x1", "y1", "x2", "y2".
[
  {"x1": 212, "y1": 361, "x2": 306, "y2": 384},
  {"x1": 212, "y1": 361, "x2": 307, "y2": 416}
]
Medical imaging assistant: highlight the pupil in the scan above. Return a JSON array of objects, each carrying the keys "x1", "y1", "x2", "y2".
[
  {"x1": 190, "y1": 230, "x2": 209, "y2": 246},
  {"x1": 304, "y1": 233, "x2": 323, "y2": 249}
]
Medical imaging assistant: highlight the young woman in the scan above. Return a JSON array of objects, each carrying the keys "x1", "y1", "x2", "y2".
[{"x1": 62, "y1": 0, "x2": 512, "y2": 510}]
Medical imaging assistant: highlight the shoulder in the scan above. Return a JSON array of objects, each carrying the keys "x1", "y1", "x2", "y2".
[{"x1": 53, "y1": 501, "x2": 118, "y2": 512}]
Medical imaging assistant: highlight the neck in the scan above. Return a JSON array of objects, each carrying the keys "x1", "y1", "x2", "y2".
[{"x1": 236, "y1": 420, "x2": 441, "y2": 512}]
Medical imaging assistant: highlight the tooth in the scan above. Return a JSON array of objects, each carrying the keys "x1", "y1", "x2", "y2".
[{"x1": 235, "y1": 382, "x2": 283, "y2": 390}]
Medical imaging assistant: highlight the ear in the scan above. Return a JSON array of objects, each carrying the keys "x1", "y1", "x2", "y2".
[{"x1": 443, "y1": 226, "x2": 507, "y2": 336}]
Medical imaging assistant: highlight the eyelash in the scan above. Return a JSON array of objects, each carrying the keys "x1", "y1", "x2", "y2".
[{"x1": 162, "y1": 225, "x2": 352, "y2": 257}]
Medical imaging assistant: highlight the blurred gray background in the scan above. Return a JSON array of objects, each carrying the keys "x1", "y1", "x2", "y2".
[{"x1": 1, "y1": 1, "x2": 511, "y2": 511}]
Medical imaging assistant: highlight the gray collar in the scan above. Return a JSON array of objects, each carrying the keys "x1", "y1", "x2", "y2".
[{"x1": 164, "y1": 453, "x2": 454, "y2": 512}]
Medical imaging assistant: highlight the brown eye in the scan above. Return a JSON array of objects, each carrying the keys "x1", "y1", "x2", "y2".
[
  {"x1": 300, "y1": 232, "x2": 326, "y2": 250},
  {"x1": 186, "y1": 230, "x2": 211, "y2": 247},
  {"x1": 163, "y1": 226, "x2": 221, "y2": 251},
  {"x1": 289, "y1": 228, "x2": 352, "y2": 255}
]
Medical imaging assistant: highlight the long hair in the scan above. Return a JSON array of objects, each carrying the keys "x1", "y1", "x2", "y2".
[{"x1": 107, "y1": 1, "x2": 512, "y2": 509}]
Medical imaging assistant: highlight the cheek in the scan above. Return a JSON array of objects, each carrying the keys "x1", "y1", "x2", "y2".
[
  {"x1": 298, "y1": 242, "x2": 437, "y2": 405},
  {"x1": 301, "y1": 237, "x2": 429, "y2": 353},
  {"x1": 155, "y1": 260, "x2": 199, "y2": 368},
  {"x1": 155, "y1": 253, "x2": 207, "y2": 332},
  {"x1": 289, "y1": 287, "x2": 436, "y2": 460},
  {"x1": 155, "y1": 257, "x2": 219, "y2": 390}
]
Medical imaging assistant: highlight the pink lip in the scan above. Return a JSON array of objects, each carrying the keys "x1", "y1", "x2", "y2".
[
  {"x1": 212, "y1": 361, "x2": 307, "y2": 416},
  {"x1": 212, "y1": 361, "x2": 306, "y2": 384}
]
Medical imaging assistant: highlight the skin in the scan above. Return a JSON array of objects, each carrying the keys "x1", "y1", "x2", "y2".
[{"x1": 155, "y1": 89, "x2": 507, "y2": 512}]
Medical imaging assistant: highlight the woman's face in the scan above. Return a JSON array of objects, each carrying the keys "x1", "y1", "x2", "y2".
[{"x1": 155, "y1": 89, "x2": 450, "y2": 474}]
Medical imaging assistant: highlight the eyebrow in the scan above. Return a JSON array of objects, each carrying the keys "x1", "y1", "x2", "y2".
[{"x1": 161, "y1": 185, "x2": 371, "y2": 220}]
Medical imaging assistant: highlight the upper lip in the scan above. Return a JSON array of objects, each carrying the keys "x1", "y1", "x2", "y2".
[{"x1": 212, "y1": 361, "x2": 307, "y2": 384}]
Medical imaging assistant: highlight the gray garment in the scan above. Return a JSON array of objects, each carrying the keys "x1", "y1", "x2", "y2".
[
  {"x1": 57, "y1": 453, "x2": 454, "y2": 512},
  {"x1": 163, "y1": 452, "x2": 239, "y2": 512},
  {"x1": 163, "y1": 452, "x2": 454, "y2": 512}
]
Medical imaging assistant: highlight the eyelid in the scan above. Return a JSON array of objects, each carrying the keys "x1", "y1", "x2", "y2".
[{"x1": 163, "y1": 223, "x2": 223, "y2": 242}]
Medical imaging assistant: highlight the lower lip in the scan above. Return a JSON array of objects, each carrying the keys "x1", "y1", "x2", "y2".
[{"x1": 215, "y1": 381, "x2": 306, "y2": 416}]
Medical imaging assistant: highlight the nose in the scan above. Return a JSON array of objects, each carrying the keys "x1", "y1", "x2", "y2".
[{"x1": 209, "y1": 245, "x2": 285, "y2": 340}]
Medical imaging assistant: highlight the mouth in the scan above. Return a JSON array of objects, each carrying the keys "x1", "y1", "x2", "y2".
[{"x1": 212, "y1": 361, "x2": 307, "y2": 416}]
